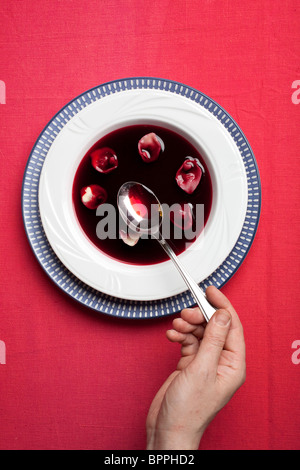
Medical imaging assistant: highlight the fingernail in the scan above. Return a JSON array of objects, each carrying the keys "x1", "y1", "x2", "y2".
[{"x1": 214, "y1": 310, "x2": 231, "y2": 326}]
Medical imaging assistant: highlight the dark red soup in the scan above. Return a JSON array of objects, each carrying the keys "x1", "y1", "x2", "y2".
[{"x1": 72, "y1": 125, "x2": 213, "y2": 265}]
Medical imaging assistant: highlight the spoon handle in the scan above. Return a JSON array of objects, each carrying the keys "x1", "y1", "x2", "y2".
[{"x1": 157, "y1": 237, "x2": 216, "y2": 322}]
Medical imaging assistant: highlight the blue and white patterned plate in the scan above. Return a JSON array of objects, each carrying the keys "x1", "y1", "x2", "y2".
[{"x1": 22, "y1": 78, "x2": 261, "y2": 319}]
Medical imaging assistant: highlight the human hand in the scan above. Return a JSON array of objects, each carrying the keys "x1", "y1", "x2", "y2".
[{"x1": 146, "y1": 286, "x2": 246, "y2": 450}]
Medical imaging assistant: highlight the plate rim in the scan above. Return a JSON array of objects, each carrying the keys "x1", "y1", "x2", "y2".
[{"x1": 22, "y1": 76, "x2": 262, "y2": 319}]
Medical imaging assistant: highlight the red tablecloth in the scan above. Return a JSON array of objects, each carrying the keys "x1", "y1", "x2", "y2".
[{"x1": 0, "y1": 0, "x2": 299, "y2": 450}]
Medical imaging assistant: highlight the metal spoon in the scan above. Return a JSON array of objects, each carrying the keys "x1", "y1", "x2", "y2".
[{"x1": 117, "y1": 181, "x2": 216, "y2": 322}]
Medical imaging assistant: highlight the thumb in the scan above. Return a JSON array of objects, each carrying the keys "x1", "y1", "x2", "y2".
[{"x1": 195, "y1": 309, "x2": 231, "y2": 373}]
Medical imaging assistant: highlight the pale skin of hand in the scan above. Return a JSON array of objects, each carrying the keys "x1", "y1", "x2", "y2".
[{"x1": 146, "y1": 286, "x2": 246, "y2": 450}]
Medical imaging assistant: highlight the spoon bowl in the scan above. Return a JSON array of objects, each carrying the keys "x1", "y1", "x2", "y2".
[{"x1": 117, "y1": 181, "x2": 162, "y2": 236}]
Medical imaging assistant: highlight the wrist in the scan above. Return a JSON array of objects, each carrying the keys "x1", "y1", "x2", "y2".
[{"x1": 147, "y1": 428, "x2": 203, "y2": 450}]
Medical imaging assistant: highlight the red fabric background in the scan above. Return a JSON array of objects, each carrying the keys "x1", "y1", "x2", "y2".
[{"x1": 0, "y1": 0, "x2": 299, "y2": 450}]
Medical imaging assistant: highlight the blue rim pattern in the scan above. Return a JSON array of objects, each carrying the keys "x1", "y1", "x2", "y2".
[{"x1": 22, "y1": 77, "x2": 261, "y2": 319}]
